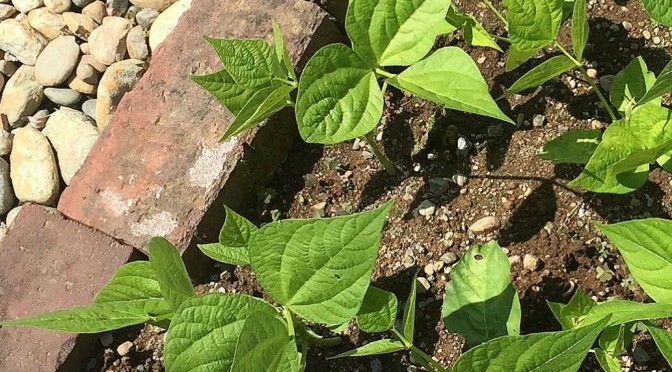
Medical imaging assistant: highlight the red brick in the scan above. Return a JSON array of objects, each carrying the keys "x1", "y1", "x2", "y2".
[
  {"x1": 0, "y1": 204, "x2": 135, "y2": 371},
  {"x1": 58, "y1": 0, "x2": 337, "y2": 253}
]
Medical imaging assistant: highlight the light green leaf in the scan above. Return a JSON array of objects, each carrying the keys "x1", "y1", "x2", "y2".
[
  {"x1": 148, "y1": 237, "x2": 194, "y2": 311},
  {"x1": 198, "y1": 205, "x2": 257, "y2": 266},
  {"x1": 506, "y1": 46, "x2": 539, "y2": 71},
  {"x1": 164, "y1": 293, "x2": 278, "y2": 372},
  {"x1": 569, "y1": 105, "x2": 672, "y2": 193},
  {"x1": 402, "y1": 271, "x2": 418, "y2": 343},
  {"x1": 272, "y1": 21, "x2": 297, "y2": 81},
  {"x1": 296, "y1": 44, "x2": 384, "y2": 144},
  {"x1": 346, "y1": 0, "x2": 452, "y2": 67},
  {"x1": 646, "y1": 322, "x2": 672, "y2": 367},
  {"x1": 0, "y1": 301, "x2": 151, "y2": 333},
  {"x1": 442, "y1": 241, "x2": 521, "y2": 347},
  {"x1": 610, "y1": 57, "x2": 657, "y2": 114},
  {"x1": 577, "y1": 299, "x2": 672, "y2": 328},
  {"x1": 452, "y1": 316, "x2": 610, "y2": 371},
  {"x1": 389, "y1": 47, "x2": 513, "y2": 124},
  {"x1": 638, "y1": 60, "x2": 672, "y2": 108},
  {"x1": 641, "y1": 0, "x2": 672, "y2": 26},
  {"x1": 356, "y1": 286, "x2": 398, "y2": 333},
  {"x1": 571, "y1": 0, "x2": 589, "y2": 60},
  {"x1": 191, "y1": 70, "x2": 261, "y2": 115},
  {"x1": 503, "y1": 55, "x2": 576, "y2": 97},
  {"x1": 204, "y1": 37, "x2": 273, "y2": 88},
  {"x1": 599, "y1": 324, "x2": 633, "y2": 356},
  {"x1": 548, "y1": 287, "x2": 596, "y2": 329},
  {"x1": 464, "y1": 15, "x2": 503, "y2": 52},
  {"x1": 230, "y1": 311, "x2": 299, "y2": 372},
  {"x1": 595, "y1": 348, "x2": 622, "y2": 372},
  {"x1": 328, "y1": 339, "x2": 407, "y2": 359},
  {"x1": 597, "y1": 219, "x2": 672, "y2": 304},
  {"x1": 539, "y1": 129, "x2": 602, "y2": 164},
  {"x1": 220, "y1": 84, "x2": 293, "y2": 141},
  {"x1": 95, "y1": 261, "x2": 172, "y2": 317},
  {"x1": 503, "y1": 0, "x2": 564, "y2": 53},
  {"x1": 249, "y1": 201, "x2": 393, "y2": 326}
]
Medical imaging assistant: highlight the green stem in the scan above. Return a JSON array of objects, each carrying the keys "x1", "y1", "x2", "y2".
[
  {"x1": 411, "y1": 346, "x2": 448, "y2": 372},
  {"x1": 274, "y1": 77, "x2": 298, "y2": 88},
  {"x1": 365, "y1": 132, "x2": 397, "y2": 175},
  {"x1": 375, "y1": 68, "x2": 396, "y2": 79},
  {"x1": 492, "y1": 34, "x2": 511, "y2": 43},
  {"x1": 483, "y1": 0, "x2": 508, "y2": 28},
  {"x1": 554, "y1": 41, "x2": 618, "y2": 122},
  {"x1": 283, "y1": 308, "x2": 295, "y2": 338},
  {"x1": 299, "y1": 340, "x2": 308, "y2": 372}
]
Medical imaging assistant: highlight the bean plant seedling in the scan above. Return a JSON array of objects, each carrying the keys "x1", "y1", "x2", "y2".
[{"x1": 193, "y1": 0, "x2": 513, "y2": 175}]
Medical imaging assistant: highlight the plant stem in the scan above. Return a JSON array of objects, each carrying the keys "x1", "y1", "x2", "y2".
[
  {"x1": 365, "y1": 132, "x2": 397, "y2": 175},
  {"x1": 554, "y1": 41, "x2": 619, "y2": 122},
  {"x1": 283, "y1": 307, "x2": 296, "y2": 338},
  {"x1": 299, "y1": 340, "x2": 308, "y2": 372},
  {"x1": 274, "y1": 77, "x2": 298, "y2": 88},
  {"x1": 483, "y1": 0, "x2": 508, "y2": 28},
  {"x1": 410, "y1": 346, "x2": 448, "y2": 372},
  {"x1": 375, "y1": 68, "x2": 396, "y2": 79},
  {"x1": 492, "y1": 34, "x2": 511, "y2": 43}
]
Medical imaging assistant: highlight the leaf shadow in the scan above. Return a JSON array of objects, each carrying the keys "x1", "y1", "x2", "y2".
[{"x1": 500, "y1": 181, "x2": 558, "y2": 246}]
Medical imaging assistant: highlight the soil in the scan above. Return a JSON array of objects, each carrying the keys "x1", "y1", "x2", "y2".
[{"x1": 94, "y1": 0, "x2": 672, "y2": 371}]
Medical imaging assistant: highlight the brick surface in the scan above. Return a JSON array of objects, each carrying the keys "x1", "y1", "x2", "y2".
[
  {"x1": 0, "y1": 204, "x2": 135, "y2": 371},
  {"x1": 58, "y1": 0, "x2": 336, "y2": 253}
]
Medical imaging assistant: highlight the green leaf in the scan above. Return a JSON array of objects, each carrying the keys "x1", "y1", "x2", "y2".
[
  {"x1": 452, "y1": 316, "x2": 610, "y2": 371},
  {"x1": 220, "y1": 84, "x2": 293, "y2": 141},
  {"x1": 164, "y1": 293, "x2": 278, "y2": 372},
  {"x1": 539, "y1": 129, "x2": 602, "y2": 164},
  {"x1": 442, "y1": 241, "x2": 521, "y2": 347},
  {"x1": 610, "y1": 57, "x2": 657, "y2": 114},
  {"x1": 328, "y1": 339, "x2": 407, "y2": 359},
  {"x1": 595, "y1": 348, "x2": 622, "y2": 372},
  {"x1": 641, "y1": 0, "x2": 672, "y2": 26},
  {"x1": 346, "y1": 0, "x2": 452, "y2": 67},
  {"x1": 0, "y1": 301, "x2": 151, "y2": 333},
  {"x1": 577, "y1": 299, "x2": 672, "y2": 328},
  {"x1": 148, "y1": 237, "x2": 194, "y2": 311},
  {"x1": 569, "y1": 105, "x2": 672, "y2": 194},
  {"x1": 464, "y1": 15, "x2": 503, "y2": 52},
  {"x1": 503, "y1": 55, "x2": 576, "y2": 97},
  {"x1": 95, "y1": 261, "x2": 172, "y2": 317},
  {"x1": 230, "y1": 311, "x2": 299, "y2": 372},
  {"x1": 597, "y1": 219, "x2": 672, "y2": 304},
  {"x1": 295, "y1": 44, "x2": 384, "y2": 144},
  {"x1": 389, "y1": 47, "x2": 513, "y2": 124},
  {"x1": 198, "y1": 205, "x2": 257, "y2": 265},
  {"x1": 249, "y1": 201, "x2": 393, "y2": 326},
  {"x1": 402, "y1": 271, "x2": 418, "y2": 343},
  {"x1": 638, "y1": 60, "x2": 672, "y2": 108},
  {"x1": 272, "y1": 21, "x2": 297, "y2": 81},
  {"x1": 548, "y1": 287, "x2": 596, "y2": 329},
  {"x1": 571, "y1": 0, "x2": 589, "y2": 60},
  {"x1": 191, "y1": 70, "x2": 261, "y2": 115},
  {"x1": 599, "y1": 324, "x2": 633, "y2": 356},
  {"x1": 646, "y1": 323, "x2": 672, "y2": 367},
  {"x1": 356, "y1": 286, "x2": 398, "y2": 333},
  {"x1": 204, "y1": 37, "x2": 273, "y2": 88},
  {"x1": 503, "y1": 0, "x2": 564, "y2": 53},
  {"x1": 506, "y1": 46, "x2": 538, "y2": 71}
]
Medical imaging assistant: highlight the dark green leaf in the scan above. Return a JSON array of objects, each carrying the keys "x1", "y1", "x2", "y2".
[
  {"x1": 356, "y1": 286, "x2": 398, "y2": 333},
  {"x1": 647, "y1": 322, "x2": 672, "y2": 367},
  {"x1": 571, "y1": 0, "x2": 589, "y2": 60},
  {"x1": 539, "y1": 129, "x2": 602, "y2": 164},
  {"x1": 328, "y1": 339, "x2": 407, "y2": 359},
  {"x1": 503, "y1": 55, "x2": 576, "y2": 97},
  {"x1": 641, "y1": 0, "x2": 672, "y2": 26},
  {"x1": 402, "y1": 271, "x2": 418, "y2": 343}
]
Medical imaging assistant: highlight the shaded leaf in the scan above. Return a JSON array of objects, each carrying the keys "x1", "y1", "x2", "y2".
[
  {"x1": 328, "y1": 339, "x2": 407, "y2": 359},
  {"x1": 595, "y1": 348, "x2": 622, "y2": 372},
  {"x1": 647, "y1": 322, "x2": 672, "y2": 367},
  {"x1": 539, "y1": 129, "x2": 602, "y2": 164},
  {"x1": 220, "y1": 84, "x2": 293, "y2": 141},
  {"x1": 503, "y1": 55, "x2": 576, "y2": 97},
  {"x1": 402, "y1": 271, "x2": 418, "y2": 343},
  {"x1": 356, "y1": 286, "x2": 398, "y2": 333},
  {"x1": 610, "y1": 57, "x2": 657, "y2": 114}
]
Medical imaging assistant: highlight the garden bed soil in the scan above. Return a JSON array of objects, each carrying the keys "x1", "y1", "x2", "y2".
[{"x1": 95, "y1": 0, "x2": 672, "y2": 371}]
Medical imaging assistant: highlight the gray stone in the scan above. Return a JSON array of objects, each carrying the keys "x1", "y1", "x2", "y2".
[
  {"x1": 10, "y1": 126, "x2": 60, "y2": 204},
  {"x1": 89, "y1": 16, "x2": 132, "y2": 65},
  {"x1": 126, "y1": 25, "x2": 148, "y2": 60},
  {"x1": 44, "y1": 87, "x2": 81, "y2": 106},
  {"x1": 599, "y1": 75, "x2": 614, "y2": 92},
  {"x1": 417, "y1": 199, "x2": 435, "y2": 216},
  {"x1": 532, "y1": 114, "x2": 546, "y2": 128},
  {"x1": 35, "y1": 35, "x2": 80, "y2": 86},
  {"x1": 0, "y1": 158, "x2": 15, "y2": 215},
  {"x1": 27, "y1": 108, "x2": 48, "y2": 129},
  {"x1": 135, "y1": 7, "x2": 157, "y2": 29},
  {"x1": 440, "y1": 252, "x2": 458, "y2": 265},
  {"x1": 72, "y1": 0, "x2": 92, "y2": 7},
  {"x1": 0, "y1": 18, "x2": 48, "y2": 65},
  {"x1": 469, "y1": 216, "x2": 501, "y2": 233},
  {"x1": 106, "y1": 0, "x2": 128, "y2": 16},
  {"x1": 428, "y1": 177, "x2": 450, "y2": 195},
  {"x1": 76, "y1": 60, "x2": 98, "y2": 84},
  {"x1": 0, "y1": 65, "x2": 43, "y2": 127},
  {"x1": 96, "y1": 59, "x2": 144, "y2": 129},
  {"x1": 43, "y1": 107, "x2": 99, "y2": 184},
  {"x1": 81, "y1": 98, "x2": 96, "y2": 118}
]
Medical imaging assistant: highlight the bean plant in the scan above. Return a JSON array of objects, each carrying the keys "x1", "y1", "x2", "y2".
[{"x1": 193, "y1": 0, "x2": 513, "y2": 175}]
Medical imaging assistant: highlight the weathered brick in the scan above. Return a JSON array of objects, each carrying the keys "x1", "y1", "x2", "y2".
[
  {"x1": 58, "y1": 0, "x2": 339, "y2": 253},
  {"x1": 0, "y1": 204, "x2": 136, "y2": 371}
]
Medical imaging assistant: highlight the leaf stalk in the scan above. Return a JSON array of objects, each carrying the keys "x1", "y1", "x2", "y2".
[
  {"x1": 365, "y1": 132, "x2": 397, "y2": 176},
  {"x1": 482, "y1": 0, "x2": 508, "y2": 28}
]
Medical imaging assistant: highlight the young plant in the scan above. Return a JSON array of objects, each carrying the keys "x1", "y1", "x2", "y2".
[{"x1": 194, "y1": 0, "x2": 513, "y2": 175}]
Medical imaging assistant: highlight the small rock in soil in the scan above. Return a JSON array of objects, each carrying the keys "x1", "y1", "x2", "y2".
[
  {"x1": 44, "y1": 0, "x2": 70, "y2": 13},
  {"x1": 135, "y1": 7, "x2": 158, "y2": 29},
  {"x1": 599, "y1": 75, "x2": 614, "y2": 92},
  {"x1": 440, "y1": 252, "x2": 458, "y2": 265},
  {"x1": 469, "y1": 216, "x2": 500, "y2": 233},
  {"x1": 116, "y1": 341, "x2": 133, "y2": 356},
  {"x1": 0, "y1": 18, "x2": 48, "y2": 65},
  {"x1": 0, "y1": 65, "x2": 44, "y2": 127},
  {"x1": 456, "y1": 136, "x2": 471, "y2": 156},
  {"x1": 10, "y1": 126, "x2": 59, "y2": 205},
  {"x1": 532, "y1": 114, "x2": 545, "y2": 127},
  {"x1": 27, "y1": 7, "x2": 66, "y2": 40},
  {"x1": 90, "y1": 16, "x2": 132, "y2": 65},
  {"x1": 586, "y1": 68, "x2": 597, "y2": 78},
  {"x1": 424, "y1": 263, "x2": 434, "y2": 276},
  {"x1": 523, "y1": 254, "x2": 541, "y2": 271},
  {"x1": 508, "y1": 255, "x2": 521, "y2": 265},
  {"x1": 487, "y1": 124, "x2": 504, "y2": 137},
  {"x1": 452, "y1": 174, "x2": 468, "y2": 187},
  {"x1": 370, "y1": 358, "x2": 383, "y2": 372},
  {"x1": 416, "y1": 277, "x2": 430, "y2": 293},
  {"x1": 428, "y1": 177, "x2": 450, "y2": 195},
  {"x1": 35, "y1": 35, "x2": 80, "y2": 86},
  {"x1": 417, "y1": 199, "x2": 435, "y2": 216},
  {"x1": 100, "y1": 333, "x2": 113, "y2": 347},
  {"x1": 44, "y1": 87, "x2": 81, "y2": 106}
]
